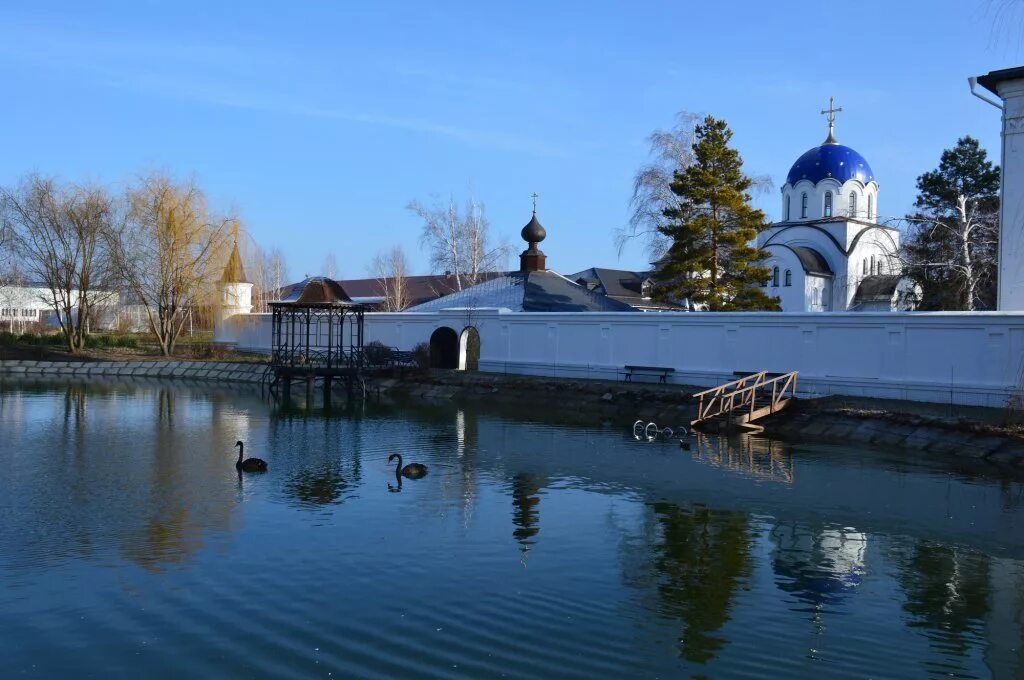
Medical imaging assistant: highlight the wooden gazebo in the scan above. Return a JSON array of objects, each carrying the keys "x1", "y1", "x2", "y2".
[{"x1": 268, "y1": 277, "x2": 365, "y2": 399}]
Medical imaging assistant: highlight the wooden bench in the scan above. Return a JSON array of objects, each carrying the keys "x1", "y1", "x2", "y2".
[{"x1": 623, "y1": 365, "x2": 675, "y2": 384}]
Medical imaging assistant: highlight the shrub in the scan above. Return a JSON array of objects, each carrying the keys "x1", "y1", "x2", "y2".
[
  {"x1": 364, "y1": 340, "x2": 393, "y2": 366},
  {"x1": 84, "y1": 334, "x2": 141, "y2": 349},
  {"x1": 16, "y1": 332, "x2": 63, "y2": 346},
  {"x1": 0, "y1": 331, "x2": 16, "y2": 346},
  {"x1": 412, "y1": 342, "x2": 431, "y2": 371}
]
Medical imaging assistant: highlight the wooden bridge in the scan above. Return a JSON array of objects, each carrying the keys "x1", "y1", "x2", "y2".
[{"x1": 690, "y1": 371, "x2": 798, "y2": 433}]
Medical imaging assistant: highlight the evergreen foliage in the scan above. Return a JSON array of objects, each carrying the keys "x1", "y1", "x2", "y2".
[
  {"x1": 655, "y1": 116, "x2": 779, "y2": 311},
  {"x1": 902, "y1": 136, "x2": 999, "y2": 310}
]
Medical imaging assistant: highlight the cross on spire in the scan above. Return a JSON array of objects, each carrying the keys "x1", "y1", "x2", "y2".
[
  {"x1": 531, "y1": 192, "x2": 538, "y2": 215},
  {"x1": 820, "y1": 96, "x2": 842, "y2": 144}
]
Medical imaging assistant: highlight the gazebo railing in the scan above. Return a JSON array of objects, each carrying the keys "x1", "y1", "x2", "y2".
[{"x1": 271, "y1": 345, "x2": 365, "y2": 370}]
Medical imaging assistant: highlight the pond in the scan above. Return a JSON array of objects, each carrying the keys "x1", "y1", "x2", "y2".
[{"x1": 1, "y1": 379, "x2": 1022, "y2": 679}]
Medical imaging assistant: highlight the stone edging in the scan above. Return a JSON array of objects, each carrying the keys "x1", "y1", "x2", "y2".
[
  {"x1": 0, "y1": 360, "x2": 268, "y2": 384},
  {"x1": 770, "y1": 409, "x2": 1024, "y2": 467}
]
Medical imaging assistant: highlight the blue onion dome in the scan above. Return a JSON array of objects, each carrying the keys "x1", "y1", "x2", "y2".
[{"x1": 786, "y1": 143, "x2": 875, "y2": 186}]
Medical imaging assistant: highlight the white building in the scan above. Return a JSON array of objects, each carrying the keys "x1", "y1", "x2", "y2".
[
  {"x1": 758, "y1": 100, "x2": 917, "y2": 312},
  {"x1": 0, "y1": 282, "x2": 121, "y2": 333}
]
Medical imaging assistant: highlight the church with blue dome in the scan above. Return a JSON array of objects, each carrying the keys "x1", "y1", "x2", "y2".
[{"x1": 756, "y1": 99, "x2": 917, "y2": 312}]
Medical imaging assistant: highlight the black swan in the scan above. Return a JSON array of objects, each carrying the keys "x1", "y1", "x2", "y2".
[
  {"x1": 389, "y1": 453, "x2": 427, "y2": 479},
  {"x1": 235, "y1": 441, "x2": 268, "y2": 472}
]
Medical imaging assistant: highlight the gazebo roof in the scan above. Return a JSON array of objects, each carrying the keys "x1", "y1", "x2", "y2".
[{"x1": 269, "y1": 276, "x2": 361, "y2": 308}]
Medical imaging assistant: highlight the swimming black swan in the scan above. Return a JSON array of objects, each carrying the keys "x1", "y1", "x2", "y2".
[
  {"x1": 389, "y1": 453, "x2": 427, "y2": 479},
  {"x1": 235, "y1": 441, "x2": 268, "y2": 472}
]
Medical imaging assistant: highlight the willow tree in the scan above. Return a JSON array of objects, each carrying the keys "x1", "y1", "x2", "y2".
[
  {"x1": 656, "y1": 116, "x2": 779, "y2": 311},
  {"x1": 107, "y1": 174, "x2": 233, "y2": 355}
]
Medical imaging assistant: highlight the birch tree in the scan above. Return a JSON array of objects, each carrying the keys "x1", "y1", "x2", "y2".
[
  {"x1": 407, "y1": 194, "x2": 510, "y2": 290},
  {"x1": 1, "y1": 176, "x2": 120, "y2": 351},
  {"x1": 900, "y1": 136, "x2": 999, "y2": 311},
  {"x1": 369, "y1": 245, "x2": 411, "y2": 311},
  {"x1": 267, "y1": 246, "x2": 288, "y2": 299},
  {"x1": 321, "y1": 252, "x2": 338, "y2": 279},
  {"x1": 106, "y1": 173, "x2": 233, "y2": 355}
]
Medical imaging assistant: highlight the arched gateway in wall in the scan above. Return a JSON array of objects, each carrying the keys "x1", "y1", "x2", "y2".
[
  {"x1": 458, "y1": 326, "x2": 480, "y2": 371},
  {"x1": 429, "y1": 327, "x2": 459, "y2": 369}
]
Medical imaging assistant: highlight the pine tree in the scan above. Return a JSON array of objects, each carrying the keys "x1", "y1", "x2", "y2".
[
  {"x1": 902, "y1": 136, "x2": 999, "y2": 310},
  {"x1": 655, "y1": 116, "x2": 778, "y2": 311}
]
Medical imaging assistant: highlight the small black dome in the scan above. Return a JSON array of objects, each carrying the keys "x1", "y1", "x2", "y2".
[{"x1": 521, "y1": 214, "x2": 546, "y2": 244}]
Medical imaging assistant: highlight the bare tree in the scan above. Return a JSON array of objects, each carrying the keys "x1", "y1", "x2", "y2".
[
  {"x1": 106, "y1": 173, "x2": 233, "y2": 356},
  {"x1": 1, "y1": 176, "x2": 120, "y2": 351},
  {"x1": 369, "y1": 245, "x2": 411, "y2": 311},
  {"x1": 897, "y1": 208, "x2": 998, "y2": 311},
  {"x1": 617, "y1": 112, "x2": 700, "y2": 261},
  {"x1": 321, "y1": 252, "x2": 338, "y2": 279},
  {"x1": 617, "y1": 111, "x2": 773, "y2": 262},
  {"x1": 267, "y1": 246, "x2": 288, "y2": 299},
  {"x1": 408, "y1": 194, "x2": 510, "y2": 290},
  {"x1": 898, "y1": 136, "x2": 1000, "y2": 311}
]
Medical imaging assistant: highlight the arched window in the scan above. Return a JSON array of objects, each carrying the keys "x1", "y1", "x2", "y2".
[
  {"x1": 784, "y1": 269, "x2": 792, "y2": 287},
  {"x1": 863, "y1": 258, "x2": 868, "y2": 275},
  {"x1": 784, "y1": 195, "x2": 791, "y2": 221},
  {"x1": 870, "y1": 255, "x2": 876, "y2": 275},
  {"x1": 801, "y1": 193, "x2": 808, "y2": 218},
  {"x1": 849, "y1": 192, "x2": 857, "y2": 217},
  {"x1": 867, "y1": 194, "x2": 874, "y2": 220},
  {"x1": 772, "y1": 266, "x2": 780, "y2": 287},
  {"x1": 824, "y1": 191, "x2": 833, "y2": 218},
  {"x1": 812, "y1": 288, "x2": 819, "y2": 306}
]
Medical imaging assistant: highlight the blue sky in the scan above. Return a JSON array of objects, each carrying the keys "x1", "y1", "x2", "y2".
[{"x1": 0, "y1": 1, "x2": 1020, "y2": 280}]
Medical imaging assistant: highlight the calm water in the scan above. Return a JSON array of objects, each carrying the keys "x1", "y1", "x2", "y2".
[{"x1": 1, "y1": 380, "x2": 1023, "y2": 679}]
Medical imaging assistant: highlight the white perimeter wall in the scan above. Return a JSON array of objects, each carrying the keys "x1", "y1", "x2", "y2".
[{"x1": 223, "y1": 310, "x2": 1024, "y2": 408}]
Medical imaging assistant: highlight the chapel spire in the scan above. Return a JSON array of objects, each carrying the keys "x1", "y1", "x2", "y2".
[{"x1": 221, "y1": 224, "x2": 248, "y2": 283}]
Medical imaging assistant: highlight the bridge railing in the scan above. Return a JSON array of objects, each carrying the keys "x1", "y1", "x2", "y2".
[{"x1": 691, "y1": 371, "x2": 798, "y2": 426}]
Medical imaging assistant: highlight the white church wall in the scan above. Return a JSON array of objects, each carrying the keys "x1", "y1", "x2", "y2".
[
  {"x1": 781, "y1": 179, "x2": 877, "y2": 227},
  {"x1": 221, "y1": 310, "x2": 1024, "y2": 407},
  {"x1": 761, "y1": 247, "x2": 805, "y2": 311},
  {"x1": 806, "y1": 275, "x2": 831, "y2": 312}
]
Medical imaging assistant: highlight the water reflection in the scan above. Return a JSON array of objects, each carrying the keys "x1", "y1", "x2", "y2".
[
  {"x1": 1, "y1": 379, "x2": 1023, "y2": 678},
  {"x1": 511, "y1": 473, "x2": 545, "y2": 558},
  {"x1": 648, "y1": 502, "x2": 752, "y2": 664},
  {"x1": 287, "y1": 467, "x2": 348, "y2": 507},
  {"x1": 771, "y1": 522, "x2": 866, "y2": 611},
  {"x1": 692, "y1": 432, "x2": 795, "y2": 483},
  {"x1": 895, "y1": 541, "x2": 991, "y2": 676}
]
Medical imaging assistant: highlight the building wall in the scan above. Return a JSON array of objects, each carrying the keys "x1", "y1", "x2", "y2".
[
  {"x1": 782, "y1": 178, "x2": 878, "y2": 224},
  {"x1": 222, "y1": 309, "x2": 1024, "y2": 407},
  {"x1": 0, "y1": 285, "x2": 121, "y2": 331}
]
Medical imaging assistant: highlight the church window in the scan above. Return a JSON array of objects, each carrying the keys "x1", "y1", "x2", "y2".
[
  {"x1": 812, "y1": 288, "x2": 819, "y2": 306},
  {"x1": 870, "y1": 255, "x2": 876, "y2": 275},
  {"x1": 800, "y1": 193, "x2": 808, "y2": 218},
  {"x1": 772, "y1": 266, "x2": 779, "y2": 287},
  {"x1": 824, "y1": 192, "x2": 833, "y2": 217},
  {"x1": 849, "y1": 192, "x2": 857, "y2": 217},
  {"x1": 784, "y1": 195, "x2": 791, "y2": 221},
  {"x1": 867, "y1": 194, "x2": 874, "y2": 220},
  {"x1": 784, "y1": 269, "x2": 792, "y2": 287},
  {"x1": 862, "y1": 258, "x2": 868, "y2": 275}
]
